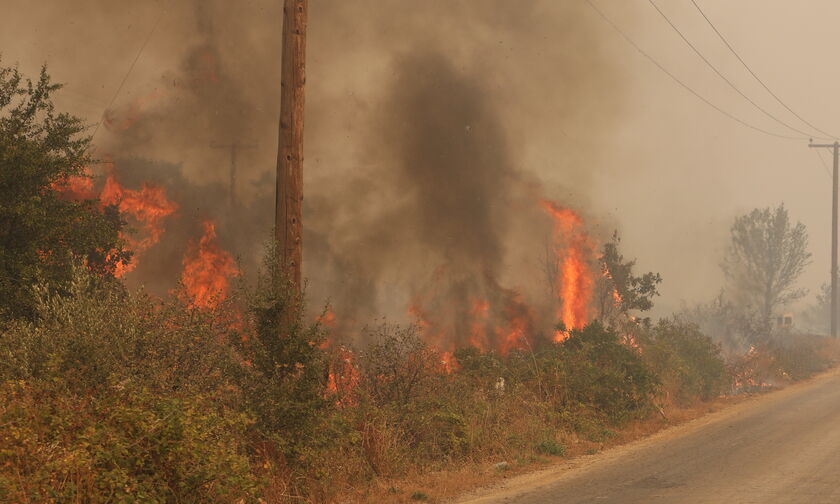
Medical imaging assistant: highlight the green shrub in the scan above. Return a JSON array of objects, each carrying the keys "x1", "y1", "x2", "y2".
[
  {"x1": 0, "y1": 381, "x2": 258, "y2": 503},
  {"x1": 535, "y1": 438, "x2": 566, "y2": 456},
  {"x1": 0, "y1": 268, "x2": 237, "y2": 397},
  {"x1": 557, "y1": 322, "x2": 660, "y2": 424},
  {"x1": 0, "y1": 260, "x2": 333, "y2": 500},
  {"x1": 0, "y1": 63, "x2": 128, "y2": 321},
  {"x1": 230, "y1": 248, "x2": 328, "y2": 460},
  {"x1": 643, "y1": 318, "x2": 728, "y2": 402}
]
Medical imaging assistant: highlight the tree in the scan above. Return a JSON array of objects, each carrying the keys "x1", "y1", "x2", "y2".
[
  {"x1": 0, "y1": 63, "x2": 127, "y2": 320},
  {"x1": 595, "y1": 233, "x2": 662, "y2": 326},
  {"x1": 231, "y1": 243, "x2": 327, "y2": 459},
  {"x1": 722, "y1": 204, "x2": 811, "y2": 331}
]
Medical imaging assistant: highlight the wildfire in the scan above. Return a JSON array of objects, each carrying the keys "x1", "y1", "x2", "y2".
[
  {"x1": 51, "y1": 162, "x2": 178, "y2": 277},
  {"x1": 408, "y1": 301, "x2": 450, "y2": 353},
  {"x1": 439, "y1": 351, "x2": 457, "y2": 373},
  {"x1": 409, "y1": 284, "x2": 537, "y2": 357},
  {"x1": 541, "y1": 200, "x2": 595, "y2": 341},
  {"x1": 318, "y1": 308, "x2": 338, "y2": 329},
  {"x1": 181, "y1": 221, "x2": 239, "y2": 309},
  {"x1": 495, "y1": 293, "x2": 536, "y2": 356},
  {"x1": 103, "y1": 88, "x2": 166, "y2": 132},
  {"x1": 326, "y1": 346, "x2": 359, "y2": 406},
  {"x1": 468, "y1": 298, "x2": 490, "y2": 349},
  {"x1": 52, "y1": 168, "x2": 96, "y2": 200},
  {"x1": 101, "y1": 170, "x2": 179, "y2": 276}
]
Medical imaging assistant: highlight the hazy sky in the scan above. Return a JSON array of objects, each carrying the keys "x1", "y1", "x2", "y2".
[
  {"x1": 586, "y1": 0, "x2": 839, "y2": 315},
  {"x1": 2, "y1": 0, "x2": 836, "y2": 318}
]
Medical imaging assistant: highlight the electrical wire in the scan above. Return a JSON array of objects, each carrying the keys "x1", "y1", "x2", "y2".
[
  {"x1": 815, "y1": 149, "x2": 833, "y2": 178},
  {"x1": 689, "y1": 0, "x2": 837, "y2": 141},
  {"x1": 646, "y1": 0, "x2": 813, "y2": 140},
  {"x1": 583, "y1": 0, "x2": 801, "y2": 140},
  {"x1": 90, "y1": 9, "x2": 163, "y2": 142}
]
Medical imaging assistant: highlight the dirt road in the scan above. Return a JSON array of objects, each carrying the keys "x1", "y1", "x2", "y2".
[{"x1": 458, "y1": 368, "x2": 840, "y2": 503}]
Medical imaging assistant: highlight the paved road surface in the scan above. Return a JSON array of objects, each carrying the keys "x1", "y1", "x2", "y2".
[{"x1": 459, "y1": 369, "x2": 840, "y2": 504}]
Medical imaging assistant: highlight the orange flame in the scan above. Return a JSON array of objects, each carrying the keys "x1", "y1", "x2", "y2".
[
  {"x1": 541, "y1": 200, "x2": 595, "y2": 342},
  {"x1": 318, "y1": 309, "x2": 338, "y2": 329},
  {"x1": 408, "y1": 301, "x2": 449, "y2": 353},
  {"x1": 468, "y1": 298, "x2": 490, "y2": 349},
  {"x1": 52, "y1": 168, "x2": 96, "y2": 200},
  {"x1": 601, "y1": 261, "x2": 624, "y2": 308},
  {"x1": 181, "y1": 221, "x2": 239, "y2": 309},
  {"x1": 495, "y1": 293, "x2": 536, "y2": 356},
  {"x1": 100, "y1": 169, "x2": 178, "y2": 276},
  {"x1": 327, "y1": 346, "x2": 359, "y2": 406},
  {"x1": 51, "y1": 162, "x2": 178, "y2": 277},
  {"x1": 439, "y1": 351, "x2": 458, "y2": 373}
]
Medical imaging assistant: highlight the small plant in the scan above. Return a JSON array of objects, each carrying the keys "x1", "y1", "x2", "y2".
[
  {"x1": 536, "y1": 439, "x2": 566, "y2": 457},
  {"x1": 411, "y1": 491, "x2": 430, "y2": 501}
]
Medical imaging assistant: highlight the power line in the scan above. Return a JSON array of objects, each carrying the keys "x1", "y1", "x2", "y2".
[
  {"x1": 815, "y1": 148, "x2": 832, "y2": 178},
  {"x1": 646, "y1": 0, "x2": 812, "y2": 140},
  {"x1": 689, "y1": 0, "x2": 837, "y2": 141},
  {"x1": 90, "y1": 9, "x2": 164, "y2": 142},
  {"x1": 582, "y1": 0, "x2": 800, "y2": 140}
]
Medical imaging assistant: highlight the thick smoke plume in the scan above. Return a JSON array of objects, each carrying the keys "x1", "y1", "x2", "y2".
[{"x1": 18, "y1": 0, "x2": 628, "y2": 348}]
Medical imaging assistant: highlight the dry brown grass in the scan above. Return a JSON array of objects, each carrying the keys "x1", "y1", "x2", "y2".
[{"x1": 320, "y1": 394, "x2": 752, "y2": 504}]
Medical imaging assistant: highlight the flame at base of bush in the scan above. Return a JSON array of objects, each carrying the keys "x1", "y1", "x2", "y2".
[{"x1": 181, "y1": 221, "x2": 239, "y2": 309}]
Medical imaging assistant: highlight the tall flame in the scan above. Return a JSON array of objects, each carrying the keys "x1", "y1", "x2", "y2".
[
  {"x1": 181, "y1": 221, "x2": 239, "y2": 309},
  {"x1": 541, "y1": 200, "x2": 595, "y2": 341},
  {"x1": 468, "y1": 298, "x2": 490, "y2": 349}
]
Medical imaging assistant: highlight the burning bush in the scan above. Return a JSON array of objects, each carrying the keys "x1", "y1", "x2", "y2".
[
  {"x1": 727, "y1": 334, "x2": 840, "y2": 393},
  {"x1": 0, "y1": 63, "x2": 128, "y2": 320}
]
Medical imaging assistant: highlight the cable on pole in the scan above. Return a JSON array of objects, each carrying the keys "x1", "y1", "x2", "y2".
[
  {"x1": 646, "y1": 0, "x2": 812, "y2": 140},
  {"x1": 689, "y1": 0, "x2": 837, "y2": 141},
  {"x1": 583, "y1": 0, "x2": 801, "y2": 140},
  {"x1": 815, "y1": 148, "x2": 833, "y2": 178},
  {"x1": 90, "y1": 8, "x2": 164, "y2": 142}
]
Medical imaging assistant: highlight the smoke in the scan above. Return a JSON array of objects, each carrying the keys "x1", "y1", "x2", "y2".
[
  {"x1": 3, "y1": 0, "x2": 628, "y2": 346},
  {"x1": 301, "y1": 1, "x2": 625, "y2": 345}
]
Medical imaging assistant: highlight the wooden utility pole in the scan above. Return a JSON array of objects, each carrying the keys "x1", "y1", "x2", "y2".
[
  {"x1": 275, "y1": 0, "x2": 308, "y2": 291},
  {"x1": 211, "y1": 141, "x2": 257, "y2": 208},
  {"x1": 809, "y1": 141, "x2": 839, "y2": 338}
]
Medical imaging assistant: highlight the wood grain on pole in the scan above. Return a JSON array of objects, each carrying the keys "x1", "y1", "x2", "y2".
[{"x1": 275, "y1": 0, "x2": 307, "y2": 290}]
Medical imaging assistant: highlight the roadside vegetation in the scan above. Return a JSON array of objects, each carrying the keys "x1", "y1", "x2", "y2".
[
  {"x1": 2, "y1": 64, "x2": 838, "y2": 503},
  {"x1": 2, "y1": 266, "x2": 836, "y2": 502}
]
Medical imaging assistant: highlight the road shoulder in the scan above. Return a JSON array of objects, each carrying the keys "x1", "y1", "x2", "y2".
[{"x1": 455, "y1": 366, "x2": 840, "y2": 504}]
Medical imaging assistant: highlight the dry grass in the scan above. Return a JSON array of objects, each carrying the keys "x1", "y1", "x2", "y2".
[{"x1": 321, "y1": 393, "x2": 753, "y2": 504}]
